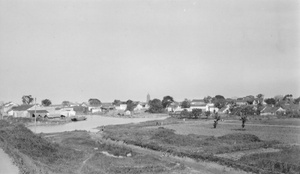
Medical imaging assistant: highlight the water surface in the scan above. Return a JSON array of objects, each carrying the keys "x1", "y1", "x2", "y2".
[{"x1": 29, "y1": 115, "x2": 168, "y2": 133}]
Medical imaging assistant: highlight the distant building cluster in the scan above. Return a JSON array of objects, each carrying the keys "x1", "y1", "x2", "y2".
[{"x1": 0, "y1": 94, "x2": 299, "y2": 118}]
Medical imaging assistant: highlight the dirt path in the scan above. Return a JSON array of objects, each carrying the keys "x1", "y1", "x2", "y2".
[{"x1": 90, "y1": 132, "x2": 253, "y2": 174}]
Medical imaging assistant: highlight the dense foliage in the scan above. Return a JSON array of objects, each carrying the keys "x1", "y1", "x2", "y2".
[
  {"x1": 22, "y1": 95, "x2": 34, "y2": 105},
  {"x1": 181, "y1": 99, "x2": 191, "y2": 108},
  {"x1": 148, "y1": 99, "x2": 164, "y2": 113},
  {"x1": 161, "y1": 96, "x2": 174, "y2": 108},
  {"x1": 88, "y1": 98, "x2": 102, "y2": 106},
  {"x1": 0, "y1": 120, "x2": 84, "y2": 173},
  {"x1": 41, "y1": 99, "x2": 52, "y2": 106}
]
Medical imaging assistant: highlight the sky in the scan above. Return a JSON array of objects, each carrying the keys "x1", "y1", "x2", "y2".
[{"x1": 0, "y1": 0, "x2": 299, "y2": 104}]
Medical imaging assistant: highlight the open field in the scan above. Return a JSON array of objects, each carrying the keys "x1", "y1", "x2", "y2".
[
  {"x1": 102, "y1": 118, "x2": 300, "y2": 173},
  {"x1": 163, "y1": 119, "x2": 300, "y2": 144},
  {"x1": 1, "y1": 117, "x2": 300, "y2": 174}
]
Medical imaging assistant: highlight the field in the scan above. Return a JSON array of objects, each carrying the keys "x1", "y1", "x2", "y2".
[
  {"x1": 1, "y1": 116, "x2": 299, "y2": 174},
  {"x1": 101, "y1": 117, "x2": 300, "y2": 174},
  {"x1": 163, "y1": 119, "x2": 300, "y2": 144}
]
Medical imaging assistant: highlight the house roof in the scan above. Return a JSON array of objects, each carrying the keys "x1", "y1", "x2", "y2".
[
  {"x1": 101, "y1": 103, "x2": 114, "y2": 108},
  {"x1": 191, "y1": 99, "x2": 204, "y2": 103},
  {"x1": 28, "y1": 110, "x2": 49, "y2": 113},
  {"x1": 190, "y1": 104, "x2": 206, "y2": 107},
  {"x1": 262, "y1": 106, "x2": 283, "y2": 113},
  {"x1": 11, "y1": 105, "x2": 34, "y2": 111},
  {"x1": 4, "y1": 102, "x2": 18, "y2": 107},
  {"x1": 169, "y1": 102, "x2": 180, "y2": 106},
  {"x1": 218, "y1": 107, "x2": 228, "y2": 112}
]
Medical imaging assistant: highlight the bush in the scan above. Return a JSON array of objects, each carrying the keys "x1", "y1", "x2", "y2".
[{"x1": 0, "y1": 120, "x2": 83, "y2": 173}]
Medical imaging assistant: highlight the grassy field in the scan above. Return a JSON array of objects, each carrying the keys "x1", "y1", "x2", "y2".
[
  {"x1": 101, "y1": 118, "x2": 300, "y2": 174},
  {"x1": 1, "y1": 116, "x2": 299, "y2": 174},
  {"x1": 0, "y1": 120, "x2": 190, "y2": 174},
  {"x1": 43, "y1": 131, "x2": 190, "y2": 174},
  {"x1": 163, "y1": 119, "x2": 300, "y2": 144}
]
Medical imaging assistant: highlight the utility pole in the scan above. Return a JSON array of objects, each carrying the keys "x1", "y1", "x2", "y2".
[{"x1": 34, "y1": 98, "x2": 37, "y2": 133}]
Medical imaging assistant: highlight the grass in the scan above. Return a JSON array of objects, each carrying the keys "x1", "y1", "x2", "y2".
[
  {"x1": 0, "y1": 120, "x2": 85, "y2": 174},
  {"x1": 43, "y1": 130, "x2": 187, "y2": 174},
  {"x1": 0, "y1": 120, "x2": 188, "y2": 174},
  {"x1": 239, "y1": 146, "x2": 300, "y2": 173},
  {"x1": 102, "y1": 119, "x2": 299, "y2": 173}
]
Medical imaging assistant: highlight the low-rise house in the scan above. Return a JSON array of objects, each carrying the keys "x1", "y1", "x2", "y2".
[
  {"x1": 205, "y1": 103, "x2": 219, "y2": 112},
  {"x1": 101, "y1": 103, "x2": 115, "y2": 111},
  {"x1": 218, "y1": 106, "x2": 230, "y2": 114},
  {"x1": 28, "y1": 110, "x2": 49, "y2": 118},
  {"x1": 60, "y1": 107, "x2": 76, "y2": 117},
  {"x1": 134, "y1": 103, "x2": 144, "y2": 111},
  {"x1": 8, "y1": 105, "x2": 34, "y2": 117},
  {"x1": 139, "y1": 102, "x2": 149, "y2": 109},
  {"x1": 3, "y1": 102, "x2": 18, "y2": 113},
  {"x1": 190, "y1": 99, "x2": 206, "y2": 110},
  {"x1": 260, "y1": 106, "x2": 285, "y2": 116},
  {"x1": 167, "y1": 102, "x2": 181, "y2": 112},
  {"x1": 235, "y1": 98, "x2": 247, "y2": 106},
  {"x1": 81, "y1": 102, "x2": 89, "y2": 107},
  {"x1": 115, "y1": 102, "x2": 127, "y2": 110}
]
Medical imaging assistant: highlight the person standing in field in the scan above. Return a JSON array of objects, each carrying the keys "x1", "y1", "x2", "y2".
[
  {"x1": 241, "y1": 115, "x2": 247, "y2": 128},
  {"x1": 213, "y1": 113, "x2": 220, "y2": 128}
]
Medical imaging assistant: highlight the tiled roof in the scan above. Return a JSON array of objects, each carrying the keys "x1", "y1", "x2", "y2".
[
  {"x1": 262, "y1": 106, "x2": 282, "y2": 113},
  {"x1": 28, "y1": 110, "x2": 49, "y2": 113},
  {"x1": 11, "y1": 105, "x2": 33, "y2": 111}
]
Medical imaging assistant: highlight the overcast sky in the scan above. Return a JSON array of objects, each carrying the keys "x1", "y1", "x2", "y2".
[{"x1": 0, "y1": 0, "x2": 299, "y2": 104}]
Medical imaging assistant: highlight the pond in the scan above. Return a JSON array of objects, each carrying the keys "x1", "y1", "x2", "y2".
[{"x1": 28, "y1": 115, "x2": 168, "y2": 133}]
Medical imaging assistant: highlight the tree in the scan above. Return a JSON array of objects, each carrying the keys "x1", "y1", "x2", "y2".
[
  {"x1": 212, "y1": 95, "x2": 226, "y2": 109},
  {"x1": 180, "y1": 109, "x2": 190, "y2": 118},
  {"x1": 294, "y1": 97, "x2": 300, "y2": 104},
  {"x1": 41, "y1": 99, "x2": 52, "y2": 106},
  {"x1": 256, "y1": 94, "x2": 264, "y2": 104},
  {"x1": 62, "y1": 101, "x2": 70, "y2": 107},
  {"x1": 240, "y1": 106, "x2": 256, "y2": 115},
  {"x1": 112, "y1": 100, "x2": 121, "y2": 106},
  {"x1": 148, "y1": 99, "x2": 164, "y2": 113},
  {"x1": 22, "y1": 95, "x2": 34, "y2": 105},
  {"x1": 162, "y1": 96, "x2": 174, "y2": 108},
  {"x1": 203, "y1": 96, "x2": 212, "y2": 103},
  {"x1": 205, "y1": 111, "x2": 211, "y2": 118},
  {"x1": 264, "y1": 98, "x2": 276, "y2": 105},
  {"x1": 126, "y1": 100, "x2": 136, "y2": 111},
  {"x1": 283, "y1": 94, "x2": 293, "y2": 104},
  {"x1": 88, "y1": 98, "x2": 101, "y2": 106},
  {"x1": 256, "y1": 94, "x2": 264, "y2": 99},
  {"x1": 274, "y1": 95, "x2": 284, "y2": 102},
  {"x1": 192, "y1": 109, "x2": 202, "y2": 119},
  {"x1": 181, "y1": 99, "x2": 191, "y2": 108},
  {"x1": 244, "y1": 95, "x2": 255, "y2": 105}
]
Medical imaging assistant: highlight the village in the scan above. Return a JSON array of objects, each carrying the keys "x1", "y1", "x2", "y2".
[
  {"x1": 1, "y1": 94, "x2": 299, "y2": 120},
  {"x1": 0, "y1": 93, "x2": 299, "y2": 174}
]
